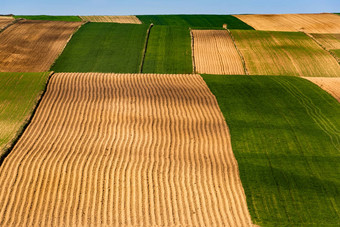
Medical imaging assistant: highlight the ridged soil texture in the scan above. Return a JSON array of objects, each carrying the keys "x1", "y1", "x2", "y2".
[
  {"x1": 0, "y1": 73, "x2": 254, "y2": 226},
  {"x1": 192, "y1": 30, "x2": 245, "y2": 75},
  {"x1": 80, "y1": 16, "x2": 142, "y2": 24}
]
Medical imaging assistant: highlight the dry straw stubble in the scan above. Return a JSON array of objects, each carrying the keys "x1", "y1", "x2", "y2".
[{"x1": 80, "y1": 16, "x2": 142, "y2": 24}]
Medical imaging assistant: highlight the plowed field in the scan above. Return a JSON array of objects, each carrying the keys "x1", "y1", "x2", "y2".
[
  {"x1": 192, "y1": 30, "x2": 245, "y2": 74},
  {"x1": 0, "y1": 20, "x2": 82, "y2": 72},
  {"x1": 0, "y1": 73, "x2": 253, "y2": 226},
  {"x1": 0, "y1": 17, "x2": 14, "y2": 30},
  {"x1": 304, "y1": 77, "x2": 340, "y2": 102},
  {"x1": 232, "y1": 30, "x2": 340, "y2": 77},
  {"x1": 80, "y1": 16, "x2": 141, "y2": 24},
  {"x1": 234, "y1": 13, "x2": 340, "y2": 33}
]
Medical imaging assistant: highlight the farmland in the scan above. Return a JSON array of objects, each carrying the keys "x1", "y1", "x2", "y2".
[
  {"x1": 142, "y1": 26, "x2": 192, "y2": 73},
  {"x1": 80, "y1": 16, "x2": 142, "y2": 24},
  {"x1": 0, "y1": 73, "x2": 253, "y2": 226},
  {"x1": 231, "y1": 30, "x2": 340, "y2": 77},
  {"x1": 192, "y1": 30, "x2": 245, "y2": 74},
  {"x1": 310, "y1": 33, "x2": 340, "y2": 60},
  {"x1": 0, "y1": 20, "x2": 82, "y2": 72},
  {"x1": 234, "y1": 13, "x2": 340, "y2": 33},
  {"x1": 0, "y1": 72, "x2": 50, "y2": 162},
  {"x1": 51, "y1": 23, "x2": 148, "y2": 73},
  {"x1": 137, "y1": 15, "x2": 254, "y2": 29},
  {"x1": 304, "y1": 77, "x2": 340, "y2": 102},
  {"x1": 203, "y1": 74, "x2": 340, "y2": 226},
  {"x1": 13, "y1": 15, "x2": 82, "y2": 21},
  {"x1": 0, "y1": 17, "x2": 14, "y2": 30}
]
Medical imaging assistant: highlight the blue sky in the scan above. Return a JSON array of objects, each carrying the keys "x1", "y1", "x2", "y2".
[{"x1": 1, "y1": 0, "x2": 339, "y2": 15}]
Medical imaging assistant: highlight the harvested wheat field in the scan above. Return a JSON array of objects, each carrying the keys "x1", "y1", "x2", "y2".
[
  {"x1": 232, "y1": 30, "x2": 340, "y2": 77},
  {"x1": 192, "y1": 30, "x2": 245, "y2": 74},
  {"x1": 80, "y1": 15, "x2": 142, "y2": 24},
  {"x1": 0, "y1": 20, "x2": 82, "y2": 72},
  {"x1": 304, "y1": 77, "x2": 340, "y2": 102},
  {"x1": 0, "y1": 17, "x2": 14, "y2": 30},
  {"x1": 0, "y1": 73, "x2": 253, "y2": 226},
  {"x1": 234, "y1": 13, "x2": 340, "y2": 33}
]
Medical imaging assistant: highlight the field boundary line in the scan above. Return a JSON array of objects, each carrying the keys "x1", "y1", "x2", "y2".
[
  {"x1": 190, "y1": 28, "x2": 196, "y2": 73},
  {"x1": 49, "y1": 21, "x2": 88, "y2": 71},
  {"x1": 226, "y1": 29, "x2": 249, "y2": 75},
  {"x1": 0, "y1": 71, "x2": 54, "y2": 167},
  {"x1": 303, "y1": 32, "x2": 340, "y2": 64},
  {"x1": 139, "y1": 23, "x2": 153, "y2": 73},
  {"x1": 0, "y1": 18, "x2": 22, "y2": 34}
]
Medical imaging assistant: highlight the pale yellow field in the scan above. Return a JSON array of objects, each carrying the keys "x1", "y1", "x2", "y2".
[
  {"x1": 0, "y1": 17, "x2": 14, "y2": 30},
  {"x1": 231, "y1": 30, "x2": 340, "y2": 77},
  {"x1": 304, "y1": 77, "x2": 340, "y2": 102},
  {"x1": 192, "y1": 30, "x2": 245, "y2": 75},
  {"x1": 80, "y1": 15, "x2": 142, "y2": 24},
  {"x1": 234, "y1": 13, "x2": 340, "y2": 33},
  {"x1": 0, "y1": 73, "x2": 253, "y2": 226}
]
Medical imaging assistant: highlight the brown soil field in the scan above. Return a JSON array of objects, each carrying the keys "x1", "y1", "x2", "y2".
[
  {"x1": 304, "y1": 77, "x2": 340, "y2": 102},
  {"x1": 231, "y1": 30, "x2": 340, "y2": 77},
  {"x1": 0, "y1": 20, "x2": 82, "y2": 72},
  {"x1": 0, "y1": 17, "x2": 14, "y2": 30},
  {"x1": 234, "y1": 13, "x2": 340, "y2": 33},
  {"x1": 192, "y1": 30, "x2": 245, "y2": 75},
  {"x1": 0, "y1": 73, "x2": 253, "y2": 226},
  {"x1": 80, "y1": 16, "x2": 142, "y2": 24}
]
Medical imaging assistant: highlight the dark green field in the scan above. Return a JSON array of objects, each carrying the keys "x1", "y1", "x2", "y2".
[
  {"x1": 137, "y1": 15, "x2": 254, "y2": 29},
  {"x1": 14, "y1": 15, "x2": 82, "y2": 21},
  {"x1": 51, "y1": 23, "x2": 149, "y2": 73},
  {"x1": 0, "y1": 72, "x2": 50, "y2": 162},
  {"x1": 202, "y1": 75, "x2": 340, "y2": 226},
  {"x1": 142, "y1": 26, "x2": 192, "y2": 74}
]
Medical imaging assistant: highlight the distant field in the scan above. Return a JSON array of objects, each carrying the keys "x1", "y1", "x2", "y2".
[
  {"x1": 51, "y1": 23, "x2": 148, "y2": 73},
  {"x1": 80, "y1": 15, "x2": 141, "y2": 24},
  {"x1": 137, "y1": 15, "x2": 254, "y2": 29},
  {"x1": 142, "y1": 26, "x2": 192, "y2": 73},
  {"x1": 0, "y1": 20, "x2": 82, "y2": 72},
  {"x1": 0, "y1": 72, "x2": 49, "y2": 161},
  {"x1": 192, "y1": 30, "x2": 245, "y2": 75},
  {"x1": 0, "y1": 17, "x2": 14, "y2": 30},
  {"x1": 203, "y1": 74, "x2": 340, "y2": 226},
  {"x1": 13, "y1": 15, "x2": 82, "y2": 21},
  {"x1": 311, "y1": 33, "x2": 340, "y2": 60},
  {"x1": 232, "y1": 30, "x2": 340, "y2": 77},
  {"x1": 234, "y1": 13, "x2": 340, "y2": 33}
]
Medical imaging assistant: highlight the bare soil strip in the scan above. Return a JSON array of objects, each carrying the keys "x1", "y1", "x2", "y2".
[
  {"x1": 0, "y1": 73, "x2": 253, "y2": 226},
  {"x1": 80, "y1": 16, "x2": 142, "y2": 24},
  {"x1": 192, "y1": 30, "x2": 245, "y2": 75},
  {"x1": 234, "y1": 13, "x2": 340, "y2": 33},
  {"x1": 0, "y1": 20, "x2": 82, "y2": 72},
  {"x1": 0, "y1": 17, "x2": 15, "y2": 30},
  {"x1": 304, "y1": 77, "x2": 340, "y2": 102}
]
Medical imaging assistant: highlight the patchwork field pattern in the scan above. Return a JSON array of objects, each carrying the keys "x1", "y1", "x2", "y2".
[
  {"x1": 311, "y1": 33, "x2": 340, "y2": 60},
  {"x1": 234, "y1": 13, "x2": 340, "y2": 33},
  {"x1": 192, "y1": 30, "x2": 245, "y2": 74},
  {"x1": 0, "y1": 73, "x2": 253, "y2": 226},
  {"x1": 304, "y1": 77, "x2": 340, "y2": 102},
  {"x1": 51, "y1": 23, "x2": 148, "y2": 73},
  {"x1": 13, "y1": 15, "x2": 82, "y2": 22},
  {"x1": 142, "y1": 26, "x2": 192, "y2": 73},
  {"x1": 80, "y1": 16, "x2": 142, "y2": 24},
  {"x1": 0, "y1": 20, "x2": 82, "y2": 72},
  {"x1": 0, "y1": 72, "x2": 49, "y2": 159},
  {"x1": 232, "y1": 30, "x2": 340, "y2": 77},
  {"x1": 0, "y1": 17, "x2": 14, "y2": 30},
  {"x1": 203, "y1": 75, "x2": 340, "y2": 226},
  {"x1": 137, "y1": 15, "x2": 254, "y2": 29}
]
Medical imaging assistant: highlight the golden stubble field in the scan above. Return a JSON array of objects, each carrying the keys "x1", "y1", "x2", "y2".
[
  {"x1": 0, "y1": 73, "x2": 253, "y2": 226},
  {"x1": 80, "y1": 16, "x2": 142, "y2": 24},
  {"x1": 0, "y1": 20, "x2": 83, "y2": 72},
  {"x1": 304, "y1": 77, "x2": 340, "y2": 102}
]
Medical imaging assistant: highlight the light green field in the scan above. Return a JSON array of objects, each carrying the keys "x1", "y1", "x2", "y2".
[
  {"x1": 232, "y1": 30, "x2": 340, "y2": 77},
  {"x1": 203, "y1": 74, "x2": 340, "y2": 226},
  {"x1": 13, "y1": 15, "x2": 82, "y2": 21},
  {"x1": 0, "y1": 72, "x2": 50, "y2": 163},
  {"x1": 142, "y1": 26, "x2": 192, "y2": 73}
]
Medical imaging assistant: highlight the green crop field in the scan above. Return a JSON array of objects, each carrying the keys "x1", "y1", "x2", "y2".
[
  {"x1": 137, "y1": 15, "x2": 254, "y2": 30},
  {"x1": 142, "y1": 25, "x2": 192, "y2": 73},
  {"x1": 51, "y1": 23, "x2": 149, "y2": 73},
  {"x1": 0, "y1": 72, "x2": 50, "y2": 163},
  {"x1": 13, "y1": 15, "x2": 82, "y2": 21},
  {"x1": 203, "y1": 74, "x2": 340, "y2": 226},
  {"x1": 232, "y1": 30, "x2": 340, "y2": 77}
]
